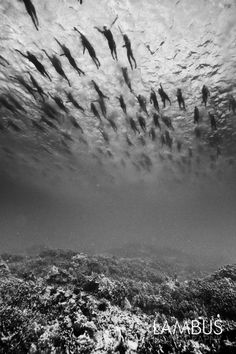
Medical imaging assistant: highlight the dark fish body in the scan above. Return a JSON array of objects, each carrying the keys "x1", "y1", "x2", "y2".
[
  {"x1": 138, "y1": 115, "x2": 146, "y2": 132},
  {"x1": 129, "y1": 117, "x2": 139, "y2": 134},
  {"x1": 153, "y1": 113, "x2": 161, "y2": 129},
  {"x1": 67, "y1": 92, "x2": 84, "y2": 112},
  {"x1": 91, "y1": 103, "x2": 101, "y2": 121}
]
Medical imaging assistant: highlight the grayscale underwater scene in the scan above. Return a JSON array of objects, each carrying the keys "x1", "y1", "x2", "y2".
[{"x1": 0, "y1": 0, "x2": 236, "y2": 353}]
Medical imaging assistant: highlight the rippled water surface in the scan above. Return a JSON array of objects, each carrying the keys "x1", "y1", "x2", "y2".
[{"x1": 0, "y1": 0, "x2": 236, "y2": 186}]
